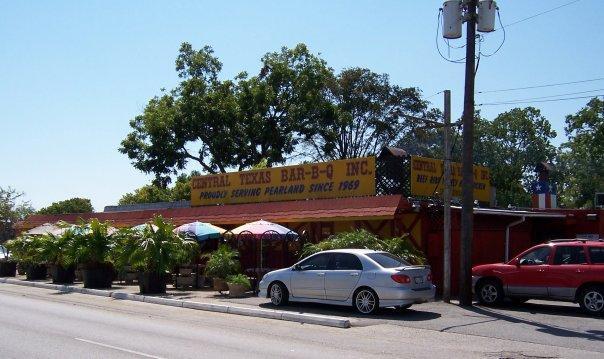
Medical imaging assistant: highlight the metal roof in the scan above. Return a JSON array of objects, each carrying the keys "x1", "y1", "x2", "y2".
[
  {"x1": 452, "y1": 207, "x2": 566, "y2": 218},
  {"x1": 19, "y1": 195, "x2": 404, "y2": 230}
]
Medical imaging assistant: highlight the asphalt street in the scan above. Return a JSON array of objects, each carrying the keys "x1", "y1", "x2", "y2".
[{"x1": 0, "y1": 284, "x2": 602, "y2": 359}]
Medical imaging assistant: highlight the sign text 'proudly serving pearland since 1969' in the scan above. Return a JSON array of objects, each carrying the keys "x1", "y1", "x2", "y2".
[{"x1": 190, "y1": 157, "x2": 376, "y2": 206}]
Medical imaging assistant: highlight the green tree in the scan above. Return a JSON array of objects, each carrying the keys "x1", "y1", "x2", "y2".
[
  {"x1": 118, "y1": 171, "x2": 201, "y2": 205},
  {"x1": 118, "y1": 185, "x2": 172, "y2": 205},
  {"x1": 302, "y1": 67, "x2": 428, "y2": 161},
  {"x1": 237, "y1": 44, "x2": 333, "y2": 166},
  {"x1": 120, "y1": 43, "x2": 330, "y2": 185},
  {"x1": 557, "y1": 98, "x2": 604, "y2": 207},
  {"x1": 473, "y1": 107, "x2": 557, "y2": 207},
  {"x1": 38, "y1": 198, "x2": 93, "y2": 215},
  {"x1": 0, "y1": 187, "x2": 34, "y2": 242}
]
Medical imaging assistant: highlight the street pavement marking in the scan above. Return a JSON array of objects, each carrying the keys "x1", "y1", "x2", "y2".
[{"x1": 74, "y1": 338, "x2": 166, "y2": 359}]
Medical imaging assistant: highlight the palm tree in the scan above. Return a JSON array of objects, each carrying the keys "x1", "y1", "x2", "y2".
[{"x1": 125, "y1": 216, "x2": 197, "y2": 294}]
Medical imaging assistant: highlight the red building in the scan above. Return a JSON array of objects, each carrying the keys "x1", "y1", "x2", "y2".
[{"x1": 18, "y1": 195, "x2": 603, "y2": 295}]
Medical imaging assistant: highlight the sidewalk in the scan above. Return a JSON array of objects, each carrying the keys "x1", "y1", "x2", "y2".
[{"x1": 0, "y1": 275, "x2": 351, "y2": 328}]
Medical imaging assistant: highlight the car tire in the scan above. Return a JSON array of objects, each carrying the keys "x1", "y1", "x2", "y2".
[
  {"x1": 476, "y1": 279, "x2": 504, "y2": 306},
  {"x1": 354, "y1": 288, "x2": 379, "y2": 314},
  {"x1": 269, "y1": 282, "x2": 289, "y2": 306},
  {"x1": 579, "y1": 286, "x2": 604, "y2": 316}
]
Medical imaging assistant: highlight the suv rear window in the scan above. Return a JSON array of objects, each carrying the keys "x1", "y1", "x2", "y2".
[
  {"x1": 366, "y1": 252, "x2": 410, "y2": 268},
  {"x1": 589, "y1": 247, "x2": 604, "y2": 264},
  {"x1": 553, "y1": 246, "x2": 587, "y2": 265}
]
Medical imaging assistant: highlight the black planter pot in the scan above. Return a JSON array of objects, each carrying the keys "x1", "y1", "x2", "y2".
[
  {"x1": 138, "y1": 272, "x2": 167, "y2": 294},
  {"x1": 49, "y1": 264, "x2": 76, "y2": 284},
  {"x1": 25, "y1": 264, "x2": 47, "y2": 280},
  {"x1": 0, "y1": 261, "x2": 17, "y2": 277},
  {"x1": 82, "y1": 263, "x2": 114, "y2": 289}
]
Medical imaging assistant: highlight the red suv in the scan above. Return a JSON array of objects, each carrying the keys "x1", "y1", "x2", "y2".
[{"x1": 472, "y1": 239, "x2": 604, "y2": 315}]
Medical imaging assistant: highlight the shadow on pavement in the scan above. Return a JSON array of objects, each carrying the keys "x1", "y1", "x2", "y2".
[
  {"x1": 486, "y1": 300, "x2": 592, "y2": 319},
  {"x1": 466, "y1": 303, "x2": 603, "y2": 341},
  {"x1": 258, "y1": 301, "x2": 441, "y2": 322}
]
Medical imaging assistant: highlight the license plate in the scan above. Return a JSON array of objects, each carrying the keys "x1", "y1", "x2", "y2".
[{"x1": 414, "y1": 276, "x2": 424, "y2": 284}]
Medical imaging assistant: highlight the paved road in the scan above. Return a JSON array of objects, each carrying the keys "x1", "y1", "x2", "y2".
[
  {"x1": 251, "y1": 298, "x2": 604, "y2": 353},
  {"x1": 0, "y1": 284, "x2": 602, "y2": 359}
]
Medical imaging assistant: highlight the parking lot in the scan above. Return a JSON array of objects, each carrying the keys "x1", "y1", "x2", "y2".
[{"x1": 245, "y1": 298, "x2": 604, "y2": 353}]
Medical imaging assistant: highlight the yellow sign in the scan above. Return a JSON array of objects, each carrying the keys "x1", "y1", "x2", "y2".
[
  {"x1": 191, "y1": 157, "x2": 376, "y2": 206},
  {"x1": 410, "y1": 155, "x2": 491, "y2": 202}
]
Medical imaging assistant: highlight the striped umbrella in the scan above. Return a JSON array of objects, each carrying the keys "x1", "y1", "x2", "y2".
[
  {"x1": 131, "y1": 223, "x2": 159, "y2": 232},
  {"x1": 174, "y1": 221, "x2": 226, "y2": 242}
]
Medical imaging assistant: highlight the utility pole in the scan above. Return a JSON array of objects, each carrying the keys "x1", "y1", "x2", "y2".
[
  {"x1": 459, "y1": 0, "x2": 477, "y2": 306},
  {"x1": 443, "y1": 89, "x2": 452, "y2": 303}
]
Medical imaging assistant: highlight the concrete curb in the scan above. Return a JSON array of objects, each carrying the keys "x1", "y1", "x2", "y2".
[{"x1": 0, "y1": 280, "x2": 351, "y2": 328}]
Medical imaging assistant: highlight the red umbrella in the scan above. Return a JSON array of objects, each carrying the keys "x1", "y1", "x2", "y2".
[{"x1": 230, "y1": 220, "x2": 298, "y2": 271}]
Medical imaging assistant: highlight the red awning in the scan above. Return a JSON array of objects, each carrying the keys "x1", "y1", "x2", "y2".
[{"x1": 19, "y1": 195, "x2": 404, "y2": 230}]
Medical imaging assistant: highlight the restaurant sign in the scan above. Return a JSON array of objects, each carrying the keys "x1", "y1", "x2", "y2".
[
  {"x1": 191, "y1": 157, "x2": 376, "y2": 206},
  {"x1": 410, "y1": 155, "x2": 491, "y2": 202}
]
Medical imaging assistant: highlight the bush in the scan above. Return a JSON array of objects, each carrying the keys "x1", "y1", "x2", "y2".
[
  {"x1": 124, "y1": 216, "x2": 197, "y2": 274},
  {"x1": 204, "y1": 244, "x2": 240, "y2": 279},
  {"x1": 38, "y1": 231, "x2": 75, "y2": 268},
  {"x1": 64, "y1": 219, "x2": 114, "y2": 267},
  {"x1": 300, "y1": 229, "x2": 426, "y2": 265},
  {"x1": 226, "y1": 274, "x2": 251, "y2": 289},
  {"x1": 4, "y1": 235, "x2": 46, "y2": 266}
]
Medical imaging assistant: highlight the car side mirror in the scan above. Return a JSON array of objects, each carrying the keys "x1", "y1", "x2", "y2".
[
  {"x1": 514, "y1": 258, "x2": 521, "y2": 267},
  {"x1": 292, "y1": 264, "x2": 301, "y2": 271}
]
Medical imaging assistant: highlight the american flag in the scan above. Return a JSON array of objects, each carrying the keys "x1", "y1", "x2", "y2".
[{"x1": 531, "y1": 181, "x2": 557, "y2": 209}]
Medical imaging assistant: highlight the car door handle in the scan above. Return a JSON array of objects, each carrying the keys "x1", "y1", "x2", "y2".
[
  {"x1": 349, "y1": 273, "x2": 360, "y2": 276},
  {"x1": 317, "y1": 273, "x2": 325, "y2": 276},
  {"x1": 538, "y1": 269, "x2": 545, "y2": 272}
]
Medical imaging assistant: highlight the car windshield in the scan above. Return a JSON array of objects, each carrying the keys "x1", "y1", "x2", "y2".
[{"x1": 366, "y1": 252, "x2": 410, "y2": 268}]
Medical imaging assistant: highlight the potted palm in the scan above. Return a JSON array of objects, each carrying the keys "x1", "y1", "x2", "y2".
[
  {"x1": 110, "y1": 227, "x2": 139, "y2": 284},
  {"x1": 0, "y1": 243, "x2": 17, "y2": 277},
  {"x1": 226, "y1": 274, "x2": 251, "y2": 297},
  {"x1": 204, "y1": 244, "x2": 240, "y2": 292},
  {"x1": 126, "y1": 216, "x2": 197, "y2": 294},
  {"x1": 65, "y1": 219, "x2": 115, "y2": 288},
  {"x1": 38, "y1": 231, "x2": 76, "y2": 284},
  {"x1": 4, "y1": 235, "x2": 47, "y2": 280}
]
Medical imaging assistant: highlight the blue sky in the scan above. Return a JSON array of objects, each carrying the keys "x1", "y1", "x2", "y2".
[{"x1": 1, "y1": 1, "x2": 602, "y2": 211}]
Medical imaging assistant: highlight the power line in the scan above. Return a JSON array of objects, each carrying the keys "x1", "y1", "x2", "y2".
[
  {"x1": 479, "y1": 9, "x2": 505, "y2": 57},
  {"x1": 481, "y1": 88, "x2": 604, "y2": 103},
  {"x1": 478, "y1": 94, "x2": 603, "y2": 106},
  {"x1": 425, "y1": 90, "x2": 444, "y2": 100},
  {"x1": 477, "y1": 77, "x2": 604, "y2": 94},
  {"x1": 496, "y1": 0, "x2": 582, "y2": 30},
  {"x1": 436, "y1": 9, "x2": 466, "y2": 64}
]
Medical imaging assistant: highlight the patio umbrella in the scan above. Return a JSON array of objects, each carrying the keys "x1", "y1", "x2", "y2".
[
  {"x1": 26, "y1": 223, "x2": 63, "y2": 236},
  {"x1": 72, "y1": 223, "x2": 118, "y2": 236},
  {"x1": 230, "y1": 220, "x2": 298, "y2": 270},
  {"x1": 174, "y1": 221, "x2": 226, "y2": 242},
  {"x1": 131, "y1": 223, "x2": 159, "y2": 232},
  {"x1": 230, "y1": 220, "x2": 295, "y2": 236}
]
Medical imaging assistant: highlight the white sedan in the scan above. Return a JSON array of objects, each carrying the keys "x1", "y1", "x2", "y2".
[{"x1": 258, "y1": 249, "x2": 435, "y2": 314}]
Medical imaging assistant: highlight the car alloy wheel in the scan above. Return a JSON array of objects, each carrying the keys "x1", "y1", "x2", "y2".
[
  {"x1": 480, "y1": 284, "x2": 499, "y2": 303},
  {"x1": 355, "y1": 289, "x2": 377, "y2": 314},
  {"x1": 270, "y1": 282, "x2": 288, "y2": 306},
  {"x1": 583, "y1": 289, "x2": 604, "y2": 313},
  {"x1": 478, "y1": 281, "x2": 503, "y2": 305}
]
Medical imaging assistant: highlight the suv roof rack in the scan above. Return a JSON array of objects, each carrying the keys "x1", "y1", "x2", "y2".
[{"x1": 548, "y1": 238, "x2": 603, "y2": 243}]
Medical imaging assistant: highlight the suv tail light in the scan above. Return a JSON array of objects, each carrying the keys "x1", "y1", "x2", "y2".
[
  {"x1": 427, "y1": 272, "x2": 432, "y2": 282},
  {"x1": 391, "y1": 274, "x2": 411, "y2": 284}
]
